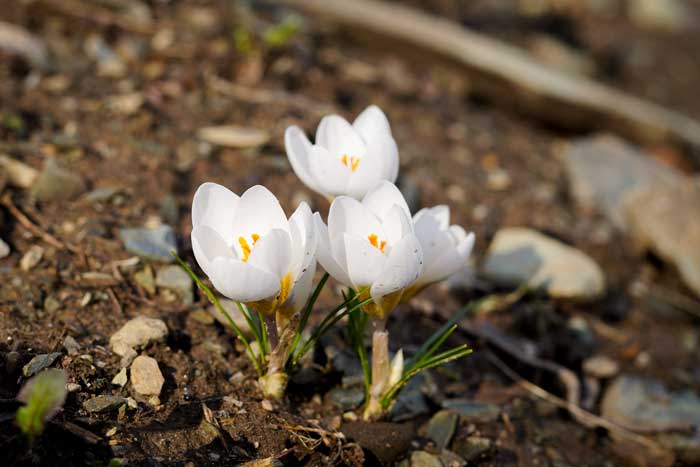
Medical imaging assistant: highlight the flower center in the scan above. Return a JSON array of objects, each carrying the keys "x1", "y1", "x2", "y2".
[
  {"x1": 238, "y1": 233, "x2": 260, "y2": 262},
  {"x1": 341, "y1": 154, "x2": 360, "y2": 172},
  {"x1": 367, "y1": 234, "x2": 387, "y2": 253}
]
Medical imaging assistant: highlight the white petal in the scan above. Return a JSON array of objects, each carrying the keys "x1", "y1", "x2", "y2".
[
  {"x1": 209, "y1": 257, "x2": 280, "y2": 302},
  {"x1": 418, "y1": 231, "x2": 474, "y2": 286},
  {"x1": 370, "y1": 234, "x2": 423, "y2": 302},
  {"x1": 343, "y1": 233, "x2": 386, "y2": 288},
  {"x1": 231, "y1": 185, "x2": 290, "y2": 253},
  {"x1": 381, "y1": 204, "x2": 413, "y2": 246},
  {"x1": 315, "y1": 114, "x2": 366, "y2": 159},
  {"x1": 191, "y1": 182, "x2": 239, "y2": 242},
  {"x1": 247, "y1": 229, "x2": 292, "y2": 280},
  {"x1": 328, "y1": 196, "x2": 384, "y2": 245},
  {"x1": 288, "y1": 202, "x2": 316, "y2": 279},
  {"x1": 314, "y1": 212, "x2": 352, "y2": 286},
  {"x1": 345, "y1": 148, "x2": 385, "y2": 200},
  {"x1": 286, "y1": 258, "x2": 316, "y2": 315},
  {"x1": 362, "y1": 180, "x2": 411, "y2": 222},
  {"x1": 191, "y1": 225, "x2": 235, "y2": 277},
  {"x1": 352, "y1": 105, "x2": 392, "y2": 145},
  {"x1": 285, "y1": 126, "x2": 321, "y2": 193},
  {"x1": 365, "y1": 134, "x2": 399, "y2": 183},
  {"x1": 307, "y1": 145, "x2": 351, "y2": 197}
]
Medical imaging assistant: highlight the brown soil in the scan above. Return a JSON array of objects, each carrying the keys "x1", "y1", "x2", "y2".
[{"x1": 2, "y1": 1, "x2": 700, "y2": 466}]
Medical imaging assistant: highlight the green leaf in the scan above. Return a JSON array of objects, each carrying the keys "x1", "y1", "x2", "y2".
[
  {"x1": 16, "y1": 369, "x2": 67, "y2": 440},
  {"x1": 263, "y1": 15, "x2": 302, "y2": 48}
]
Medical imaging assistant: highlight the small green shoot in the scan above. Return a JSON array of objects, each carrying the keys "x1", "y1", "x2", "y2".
[
  {"x1": 263, "y1": 15, "x2": 302, "y2": 48},
  {"x1": 16, "y1": 369, "x2": 67, "y2": 441}
]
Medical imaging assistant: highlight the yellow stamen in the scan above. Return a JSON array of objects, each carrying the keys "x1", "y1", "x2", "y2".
[
  {"x1": 367, "y1": 234, "x2": 387, "y2": 253},
  {"x1": 342, "y1": 154, "x2": 360, "y2": 172},
  {"x1": 238, "y1": 233, "x2": 261, "y2": 262}
]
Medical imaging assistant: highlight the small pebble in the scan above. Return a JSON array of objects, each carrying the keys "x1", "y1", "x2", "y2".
[
  {"x1": 112, "y1": 367, "x2": 128, "y2": 387},
  {"x1": 261, "y1": 400, "x2": 273, "y2": 411},
  {"x1": 130, "y1": 355, "x2": 164, "y2": 396},
  {"x1": 20, "y1": 245, "x2": 44, "y2": 271}
]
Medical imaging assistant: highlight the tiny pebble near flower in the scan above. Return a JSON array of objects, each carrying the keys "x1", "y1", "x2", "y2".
[
  {"x1": 403, "y1": 205, "x2": 475, "y2": 300},
  {"x1": 285, "y1": 105, "x2": 399, "y2": 199},
  {"x1": 190, "y1": 183, "x2": 316, "y2": 319},
  {"x1": 314, "y1": 181, "x2": 423, "y2": 319}
]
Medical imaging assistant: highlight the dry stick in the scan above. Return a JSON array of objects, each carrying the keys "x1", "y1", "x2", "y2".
[
  {"x1": 486, "y1": 352, "x2": 664, "y2": 452},
  {"x1": 278, "y1": 0, "x2": 700, "y2": 154},
  {"x1": 205, "y1": 74, "x2": 336, "y2": 116},
  {"x1": 1, "y1": 195, "x2": 68, "y2": 251}
]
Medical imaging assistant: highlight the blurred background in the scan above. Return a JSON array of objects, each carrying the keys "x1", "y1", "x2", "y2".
[{"x1": 1, "y1": 0, "x2": 700, "y2": 466}]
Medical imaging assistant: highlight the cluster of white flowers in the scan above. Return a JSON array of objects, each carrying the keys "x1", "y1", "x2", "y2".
[
  {"x1": 190, "y1": 105, "x2": 475, "y2": 415},
  {"x1": 192, "y1": 105, "x2": 474, "y2": 318}
]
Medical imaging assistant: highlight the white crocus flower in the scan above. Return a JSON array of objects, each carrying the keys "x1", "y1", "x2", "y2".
[
  {"x1": 403, "y1": 205, "x2": 475, "y2": 300},
  {"x1": 285, "y1": 105, "x2": 399, "y2": 200},
  {"x1": 314, "y1": 181, "x2": 423, "y2": 319},
  {"x1": 190, "y1": 183, "x2": 316, "y2": 322}
]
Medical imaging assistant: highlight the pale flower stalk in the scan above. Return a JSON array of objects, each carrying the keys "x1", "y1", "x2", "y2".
[
  {"x1": 313, "y1": 180, "x2": 423, "y2": 419},
  {"x1": 285, "y1": 105, "x2": 399, "y2": 200},
  {"x1": 190, "y1": 182, "x2": 316, "y2": 398},
  {"x1": 402, "y1": 205, "x2": 475, "y2": 301}
]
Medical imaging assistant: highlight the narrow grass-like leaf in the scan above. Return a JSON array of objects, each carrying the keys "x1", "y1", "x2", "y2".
[
  {"x1": 172, "y1": 252, "x2": 263, "y2": 376},
  {"x1": 289, "y1": 272, "x2": 329, "y2": 358}
]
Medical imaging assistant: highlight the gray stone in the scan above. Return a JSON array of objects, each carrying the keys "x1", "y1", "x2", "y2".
[
  {"x1": 452, "y1": 436, "x2": 492, "y2": 462},
  {"x1": 31, "y1": 159, "x2": 87, "y2": 202},
  {"x1": 85, "y1": 187, "x2": 120, "y2": 203},
  {"x1": 441, "y1": 399, "x2": 500, "y2": 423},
  {"x1": 410, "y1": 450, "x2": 443, "y2": 467},
  {"x1": 482, "y1": 227, "x2": 605, "y2": 300},
  {"x1": 159, "y1": 194, "x2": 179, "y2": 225},
  {"x1": 326, "y1": 386, "x2": 365, "y2": 411},
  {"x1": 624, "y1": 179, "x2": 700, "y2": 298},
  {"x1": 602, "y1": 375, "x2": 700, "y2": 463},
  {"x1": 130, "y1": 355, "x2": 164, "y2": 397},
  {"x1": 156, "y1": 265, "x2": 193, "y2": 305},
  {"x1": 22, "y1": 352, "x2": 62, "y2": 377},
  {"x1": 389, "y1": 372, "x2": 430, "y2": 421},
  {"x1": 109, "y1": 316, "x2": 168, "y2": 366},
  {"x1": 0, "y1": 238, "x2": 9, "y2": 259},
  {"x1": 427, "y1": 410, "x2": 458, "y2": 450},
  {"x1": 83, "y1": 395, "x2": 126, "y2": 413},
  {"x1": 119, "y1": 225, "x2": 177, "y2": 262},
  {"x1": 564, "y1": 135, "x2": 680, "y2": 231}
]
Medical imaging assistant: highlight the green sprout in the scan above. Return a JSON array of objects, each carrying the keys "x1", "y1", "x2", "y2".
[
  {"x1": 263, "y1": 15, "x2": 302, "y2": 48},
  {"x1": 16, "y1": 369, "x2": 68, "y2": 441}
]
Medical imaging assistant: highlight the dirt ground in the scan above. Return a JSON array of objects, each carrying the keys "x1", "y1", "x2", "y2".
[{"x1": 2, "y1": 0, "x2": 700, "y2": 466}]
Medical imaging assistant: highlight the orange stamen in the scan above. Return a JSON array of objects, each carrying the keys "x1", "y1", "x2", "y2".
[
  {"x1": 342, "y1": 154, "x2": 360, "y2": 172},
  {"x1": 367, "y1": 234, "x2": 386, "y2": 253},
  {"x1": 238, "y1": 233, "x2": 260, "y2": 262}
]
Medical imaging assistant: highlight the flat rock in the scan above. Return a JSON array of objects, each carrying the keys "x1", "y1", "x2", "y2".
[
  {"x1": 130, "y1": 355, "x2": 164, "y2": 397},
  {"x1": 441, "y1": 399, "x2": 500, "y2": 423},
  {"x1": 112, "y1": 367, "x2": 128, "y2": 387},
  {"x1": 196, "y1": 125, "x2": 270, "y2": 148},
  {"x1": 623, "y1": 179, "x2": 700, "y2": 298},
  {"x1": 426, "y1": 410, "x2": 458, "y2": 450},
  {"x1": 22, "y1": 352, "x2": 62, "y2": 377},
  {"x1": 83, "y1": 395, "x2": 126, "y2": 413},
  {"x1": 482, "y1": 227, "x2": 605, "y2": 300},
  {"x1": 119, "y1": 225, "x2": 177, "y2": 262},
  {"x1": 602, "y1": 375, "x2": 700, "y2": 463},
  {"x1": 110, "y1": 316, "x2": 168, "y2": 366},
  {"x1": 564, "y1": 135, "x2": 680, "y2": 231},
  {"x1": 156, "y1": 265, "x2": 193, "y2": 305},
  {"x1": 31, "y1": 159, "x2": 87, "y2": 202},
  {"x1": 452, "y1": 436, "x2": 492, "y2": 462}
]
